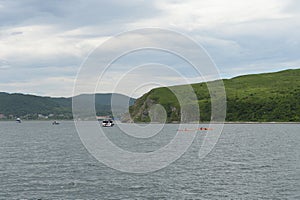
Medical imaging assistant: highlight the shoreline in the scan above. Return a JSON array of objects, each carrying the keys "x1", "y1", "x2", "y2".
[
  {"x1": 223, "y1": 121, "x2": 299, "y2": 124},
  {"x1": 0, "y1": 120, "x2": 299, "y2": 124}
]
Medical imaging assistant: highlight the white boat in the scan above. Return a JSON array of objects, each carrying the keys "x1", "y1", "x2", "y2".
[
  {"x1": 102, "y1": 119, "x2": 114, "y2": 127},
  {"x1": 16, "y1": 118, "x2": 21, "y2": 123},
  {"x1": 52, "y1": 121, "x2": 60, "y2": 125}
]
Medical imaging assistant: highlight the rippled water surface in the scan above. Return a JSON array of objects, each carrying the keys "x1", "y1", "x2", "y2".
[{"x1": 0, "y1": 121, "x2": 299, "y2": 199}]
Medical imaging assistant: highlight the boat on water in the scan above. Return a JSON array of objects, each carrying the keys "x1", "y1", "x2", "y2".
[
  {"x1": 177, "y1": 127, "x2": 213, "y2": 132},
  {"x1": 52, "y1": 121, "x2": 60, "y2": 125},
  {"x1": 101, "y1": 119, "x2": 114, "y2": 127},
  {"x1": 16, "y1": 118, "x2": 21, "y2": 123}
]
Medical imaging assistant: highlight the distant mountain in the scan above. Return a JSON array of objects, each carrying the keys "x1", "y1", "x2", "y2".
[
  {"x1": 0, "y1": 93, "x2": 135, "y2": 120},
  {"x1": 129, "y1": 69, "x2": 300, "y2": 122}
]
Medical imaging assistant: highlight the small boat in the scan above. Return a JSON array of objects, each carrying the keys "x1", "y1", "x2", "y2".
[
  {"x1": 198, "y1": 127, "x2": 213, "y2": 131},
  {"x1": 177, "y1": 127, "x2": 213, "y2": 132},
  {"x1": 52, "y1": 121, "x2": 60, "y2": 125},
  {"x1": 16, "y1": 118, "x2": 22, "y2": 123},
  {"x1": 102, "y1": 119, "x2": 114, "y2": 127}
]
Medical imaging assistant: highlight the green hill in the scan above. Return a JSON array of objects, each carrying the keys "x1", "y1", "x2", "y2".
[
  {"x1": 129, "y1": 69, "x2": 300, "y2": 122},
  {"x1": 0, "y1": 93, "x2": 135, "y2": 120}
]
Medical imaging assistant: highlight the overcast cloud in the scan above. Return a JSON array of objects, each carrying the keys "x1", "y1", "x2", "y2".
[{"x1": 0, "y1": 0, "x2": 299, "y2": 97}]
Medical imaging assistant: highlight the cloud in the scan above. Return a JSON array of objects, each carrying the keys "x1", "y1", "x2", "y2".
[
  {"x1": 128, "y1": 0, "x2": 292, "y2": 29},
  {"x1": 0, "y1": 0, "x2": 299, "y2": 97},
  {"x1": 0, "y1": 0, "x2": 160, "y2": 30},
  {"x1": 0, "y1": 25, "x2": 104, "y2": 68},
  {"x1": 0, "y1": 76, "x2": 75, "y2": 97},
  {"x1": 124, "y1": 0, "x2": 300, "y2": 76},
  {"x1": 0, "y1": 60, "x2": 11, "y2": 70}
]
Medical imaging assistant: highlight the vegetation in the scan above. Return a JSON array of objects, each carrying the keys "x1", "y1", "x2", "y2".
[
  {"x1": 0, "y1": 93, "x2": 135, "y2": 120},
  {"x1": 129, "y1": 69, "x2": 300, "y2": 122},
  {"x1": 1, "y1": 69, "x2": 299, "y2": 122}
]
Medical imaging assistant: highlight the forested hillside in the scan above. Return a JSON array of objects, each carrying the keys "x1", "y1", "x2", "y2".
[
  {"x1": 129, "y1": 69, "x2": 300, "y2": 122},
  {"x1": 0, "y1": 93, "x2": 135, "y2": 120}
]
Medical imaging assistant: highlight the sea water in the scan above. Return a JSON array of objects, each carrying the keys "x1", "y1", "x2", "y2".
[{"x1": 0, "y1": 121, "x2": 299, "y2": 199}]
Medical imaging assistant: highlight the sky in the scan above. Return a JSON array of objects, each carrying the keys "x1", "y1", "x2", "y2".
[{"x1": 0, "y1": 0, "x2": 299, "y2": 97}]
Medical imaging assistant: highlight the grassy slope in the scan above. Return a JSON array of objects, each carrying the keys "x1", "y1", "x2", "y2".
[{"x1": 130, "y1": 69, "x2": 300, "y2": 122}]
